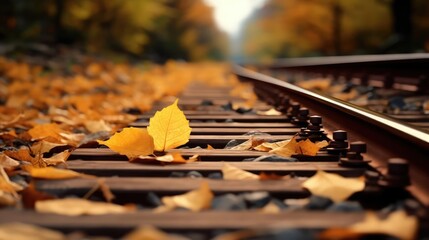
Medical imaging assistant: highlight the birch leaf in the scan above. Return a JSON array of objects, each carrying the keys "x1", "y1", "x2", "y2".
[
  {"x1": 302, "y1": 170, "x2": 365, "y2": 202},
  {"x1": 222, "y1": 163, "x2": 259, "y2": 180},
  {"x1": 147, "y1": 99, "x2": 191, "y2": 151},
  {"x1": 97, "y1": 127, "x2": 154, "y2": 159},
  {"x1": 24, "y1": 166, "x2": 86, "y2": 179},
  {"x1": 156, "y1": 182, "x2": 213, "y2": 212},
  {"x1": 35, "y1": 198, "x2": 131, "y2": 216}
]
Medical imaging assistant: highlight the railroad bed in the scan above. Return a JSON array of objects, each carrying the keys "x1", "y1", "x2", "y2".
[{"x1": 1, "y1": 59, "x2": 429, "y2": 239}]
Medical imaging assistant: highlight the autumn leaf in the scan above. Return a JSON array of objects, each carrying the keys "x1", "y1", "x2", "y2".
[
  {"x1": 269, "y1": 137, "x2": 298, "y2": 157},
  {"x1": 147, "y1": 99, "x2": 191, "y2": 151},
  {"x1": 0, "y1": 167, "x2": 21, "y2": 206},
  {"x1": 28, "y1": 123, "x2": 67, "y2": 141},
  {"x1": 30, "y1": 141, "x2": 70, "y2": 155},
  {"x1": 84, "y1": 120, "x2": 112, "y2": 133},
  {"x1": 0, "y1": 223, "x2": 66, "y2": 240},
  {"x1": 222, "y1": 163, "x2": 259, "y2": 180},
  {"x1": 24, "y1": 166, "x2": 87, "y2": 179},
  {"x1": 302, "y1": 170, "x2": 365, "y2": 202},
  {"x1": 350, "y1": 211, "x2": 418, "y2": 240},
  {"x1": 254, "y1": 139, "x2": 290, "y2": 152},
  {"x1": 0, "y1": 153, "x2": 20, "y2": 169},
  {"x1": 42, "y1": 150, "x2": 71, "y2": 166},
  {"x1": 296, "y1": 139, "x2": 323, "y2": 156},
  {"x1": 261, "y1": 201, "x2": 281, "y2": 214},
  {"x1": 155, "y1": 182, "x2": 213, "y2": 212},
  {"x1": 97, "y1": 127, "x2": 154, "y2": 159},
  {"x1": 228, "y1": 137, "x2": 266, "y2": 151},
  {"x1": 207, "y1": 144, "x2": 215, "y2": 150},
  {"x1": 256, "y1": 108, "x2": 282, "y2": 116},
  {"x1": 83, "y1": 178, "x2": 115, "y2": 203},
  {"x1": 35, "y1": 198, "x2": 132, "y2": 216}
]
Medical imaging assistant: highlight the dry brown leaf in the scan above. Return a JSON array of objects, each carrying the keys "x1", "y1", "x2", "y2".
[
  {"x1": 187, "y1": 154, "x2": 199, "y2": 163},
  {"x1": 350, "y1": 211, "x2": 418, "y2": 240},
  {"x1": 254, "y1": 139, "x2": 290, "y2": 152},
  {"x1": 156, "y1": 182, "x2": 213, "y2": 212},
  {"x1": 35, "y1": 198, "x2": 132, "y2": 216},
  {"x1": 296, "y1": 139, "x2": 322, "y2": 156},
  {"x1": 147, "y1": 99, "x2": 192, "y2": 151},
  {"x1": 97, "y1": 127, "x2": 154, "y2": 159},
  {"x1": 30, "y1": 141, "x2": 69, "y2": 155},
  {"x1": 24, "y1": 166, "x2": 86, "y2": 179},
  {"x1": 84, "y1": 120, "x2": 112, "y2": 133},
  {"x1": 0, "y1": 222, "x2": 66, "y2": 240},
  {"x1": 0, "y1": 167, "x2": 21, "y2": 206},
  {"x1": 222, "y1": 163, "x2": 259, "y2": 180},
  {"x1": 0, "y1": 153, "x2": 20, "y2": 169},
  {"x1": 59, "y1": 132, "x2": 85, "y2": 146},
  {"x1": 83, "y1": 178, "x2": 115, "y2": 203},
  {"x1": 207, "y1": 144, "x2": 215, "y2": 150},
  {"x1": 256, "y1": 108, "x2": 282, "y2": 116},
  {"x1": 229, "y1": 137, "x2": 266, "y2": 151},
  {"x1": 124, "y1": 225, "x2": 188, "y2": 240},
  {"x1": 269, "y1": 137, "x2": 298, "y2": 157},
  {"x1": 42, "y1": 150, "x2": 71, "y2": 166},
  {"x1": 4, "y1": 148, "x2": 36, "y2": 163},
  {"x1": 302, "y1": 170, "x2": 365, "y2": 202}
]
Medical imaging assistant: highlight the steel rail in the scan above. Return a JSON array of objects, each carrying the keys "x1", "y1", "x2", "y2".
[{"x1": 233, "y1": 65, "x2": 429, "y2": 204}]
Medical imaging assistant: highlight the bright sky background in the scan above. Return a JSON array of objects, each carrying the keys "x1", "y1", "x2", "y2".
[{"x1": 205, "y1": 0, "x2": 266, "y2": 36}]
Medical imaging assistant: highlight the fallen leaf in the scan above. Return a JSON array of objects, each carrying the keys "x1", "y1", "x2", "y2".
[
  {"x1": 222, "y1": 163, "x2": 259, "y2": 180},
  {"x1": 187, "y1": 154, "x2": 199, "y2": 163},
  {"x1": 30, "y1": 141, "x2": 70, "y2": 155},
  {"x1": 59, "y1": 132, "x2": 85, "y2": 146},
  {"x1": 296, "y1": 139, "x2": 321, "y2": 156},
  {"x1": 261, "y1": 201, "x2": 281, "y2": 214},
  {"x1": 229, "y1": 137, "x2": 266, "y2": 151},
  {"x1": 28, "y1": 123, "x2": 66, "y2": 141},
  {"x1": 97, "y1": 127, "x2": 154, "y2": 159},
  {"x1": 302, "y1": 170, "x2": 365, "y2": 202},
  {"x1": 84, "y1": 120, "x2": 112, "y2": 133},
  {"x1": 269, "y1": 137, "x2": 298, "y2": 157},
  {"x1": 4, "y1": 148, "x2": 36, "y2": 163},
  {"x1": 147, "y1": 99, "x2": 191, "y2": 151},
  {"x1": 207, "y1": 144, "x2": 215, "y2": 150},
  {"x1": 0, "y1": 153, "x2": 20, "y2": 169},
  {"x1": 316, "y1": 140, "x2": 329, "y2": 148},
  {"x1": 156, "y1": 182, "x2": 213, "y2": 212},
  {"x1": 24, "y1": 166, "x2": 86, "y2": 179},
  {"x1": 83, "y1": 178, "x2": 115, "y2": 203},
  {"x1": 350, "y1": 211, "x2": 418, "y2": 240},
  {"x1": 132, "y1": 153, "x2": 188, "y2": 164},
  {"x1": 254, "y1": 139, "x2": 290, "y2": 152},
  {"x1": 35, "y1": 198, "x2": 132, "y2": 216},
  {"x1": 0, "y1": 167, "x2": 21, "y2": 206},
  {"x1": 42, "y1": 150, "x2": 71, "y2": 166},
  {"x1": 124, "y1": 225, "x2": 188, "y2": 240},
  {"x1": 256, "y1": 108, "x2": 282, "y2": 116},
  {"x1": 0, "y1": 222, "x2": 66, "y2": 240}
]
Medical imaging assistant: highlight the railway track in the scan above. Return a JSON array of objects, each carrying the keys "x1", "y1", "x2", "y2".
[{"x1": 1, "y1": 56, "x2": 429, "y2": 239}]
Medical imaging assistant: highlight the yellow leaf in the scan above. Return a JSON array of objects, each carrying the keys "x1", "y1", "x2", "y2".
[
  {"x1": 0, "y1": 223, "x2": 66, "y2": 240},
  {"x1": 43, "y1": 150, "x2": 71, "y2": 166},
  {"x1": 157, "y1": 182, "x2": 213, "y2": 212},
  {"x1": 302, "y1": 170, "x2": 365, "y2": 202},
  {"x1": 254, "y1": 139, "x2": 290, "y2": 152},
  {"x1": 187, "y1": 154, "x2": 199, "y2": 163},
  {"x1": 222, "y1": 163, "x2": 259, "y2": 180},
  {"x1": 296, "y1": 139, "x2": 321, "y2": 156},
  {"x1": 350, "y1": 211, "x2": 418, "y2": 240},
  {"x1": 269, "y1": 137, "x2": 298, "y2": 157},
  {"x1": 28, "y1": 123, "x2": 66, "y2": 141},
  {"x1": 97, "y1": 127, "x2": 154, "y2": 159},
  {"x1": 147, "y1": 99, "x2": 191, "y2": 151},
  {"x1": 35, "y1": 198, "x2": 132, "y2": 216},
  {"x1": 24, "y1": 166, "x2": 86, "y2": 179},
  {"x1": 316, "y1": 140, "x2": 329, "y2": 148},
  {"x1": 228, "y1": 137, "x2": 266, "y2": 151},
  {"x1": 256, "y1": 108, "x2": 282, "y2": 116},
  {"x1": 124, "y1": 225, "x2": 183, "y2": 240}
]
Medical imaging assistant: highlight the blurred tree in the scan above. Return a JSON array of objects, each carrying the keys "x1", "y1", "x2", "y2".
[{"x1": 240, "y1": 0, "x2": 393, "y2": 60}]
